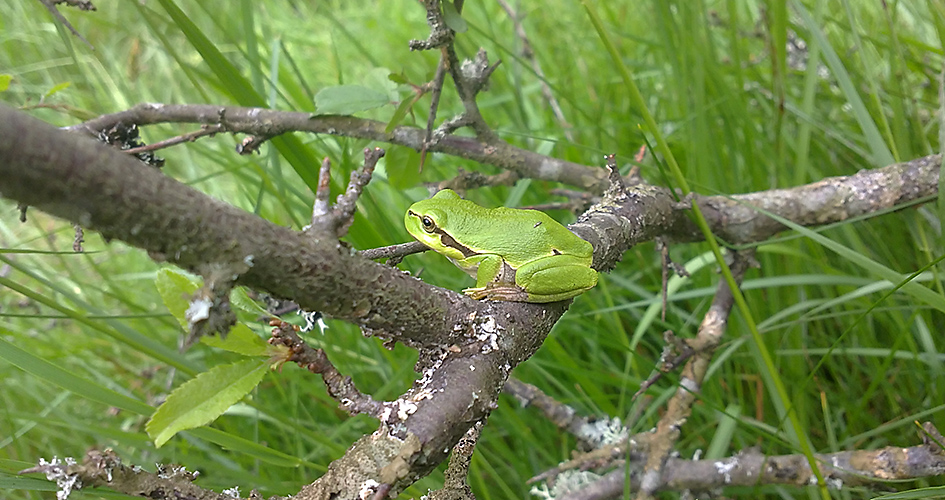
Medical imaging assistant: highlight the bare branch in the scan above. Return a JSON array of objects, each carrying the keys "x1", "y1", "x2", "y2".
[
  {"x1": 504, "y1": 378, "x2": 596, "y2": 450},
  {"x1": 1, "y1": 104, "x2": 471, "y2": 346},
  {"x1": 427, "y1": 421, "x2": 483, "y2": 500},
  {"x1": 306, "y1": 148, "x2": 384, "y2": 238},
  {"x1": 122, "y1": 123, "x2": 224, "y2": 155},
  {"x1": 557, "y1": 437, "x2": 945, "y2": 499},
  {"x1": 269, "y1": 319, "x2": 387, "y2": 418},
  {"x1": 64, "y1": 103, "x2": 607, "y2": 191},
  {"x1": 20, "y1": 449, "x2": 234, "y2": 500},
  {"x1": 358, "y1": 240, "x2": 428, "y2": 263}
]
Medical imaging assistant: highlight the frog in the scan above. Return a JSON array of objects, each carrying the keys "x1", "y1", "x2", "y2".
[{"x1": 404, "y1": 189, "x2": 598, "y2": 303}]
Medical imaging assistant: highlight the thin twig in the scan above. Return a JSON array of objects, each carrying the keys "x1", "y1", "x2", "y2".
[
  {"x1": 269, "y1": 319, "x2": 387, "y2": 418},
  {"x1": 37, "y1": 0, "x2": 94, "y2": 50},
  {"x1": 420, "y1": 53, "x2": 449, "y2": 169},
  {"x1": 121, "y1": 124, "x2": 224, "y2": 155},
  {"x1": 306, "y1": 148, "x2": 384, "y2": 237}
]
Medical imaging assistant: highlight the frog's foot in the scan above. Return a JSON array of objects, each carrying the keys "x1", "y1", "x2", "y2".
[{"x1": 463, "y1": 285, "x2": 530, "y2": 302}]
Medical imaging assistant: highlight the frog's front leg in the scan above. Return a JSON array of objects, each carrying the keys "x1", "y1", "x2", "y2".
[{"x1": 463, "y1": 254, "x2": 531, "y2": 302}]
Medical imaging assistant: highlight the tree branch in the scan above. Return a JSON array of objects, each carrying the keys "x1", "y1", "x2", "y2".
[
  {"x1": 64, "y1": 103, "x2": 609, "y2": 192},
  {"x1": 557, "y1": 438, "x2": 945, "y2": 499}
]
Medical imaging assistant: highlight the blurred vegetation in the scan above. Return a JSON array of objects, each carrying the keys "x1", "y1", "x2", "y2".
[{"x1": 1, "y1": 0, "x2": 944, "y2": 498}]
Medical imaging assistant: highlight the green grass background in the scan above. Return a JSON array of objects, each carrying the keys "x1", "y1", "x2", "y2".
[{"x1": 1, "y1": 0, "x2": 944, "y2": 498}]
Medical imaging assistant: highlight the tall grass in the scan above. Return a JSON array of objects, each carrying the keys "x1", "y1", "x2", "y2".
[{"x1": 1, "y1": 1, "x2": 943, "y2": 498}]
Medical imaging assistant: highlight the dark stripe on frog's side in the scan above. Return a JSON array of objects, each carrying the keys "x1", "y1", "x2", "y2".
[
  {"x1": 407, "y1": 210, "x2": 479, "y2": 258},
  {"x1": 438, "y1": 232, "x2": 478, "y2": 258}
]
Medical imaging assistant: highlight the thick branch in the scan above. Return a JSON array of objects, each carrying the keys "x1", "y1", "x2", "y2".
[
  {"x1": 571, "y1": 154, "x2": 940, "y2": 272},
  {"x1": 20, "y1": 450, "x2": 230, "y2": 500},
  {"x1": 0, "y1": 103, "x2": 473, "y2": 347}
]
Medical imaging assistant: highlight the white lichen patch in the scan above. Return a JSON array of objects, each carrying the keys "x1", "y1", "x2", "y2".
[
  {"x1": 475, "y1": 316, "x2": 501, "y2": 353},
  {"x1": 185, "y1": 298, "x2": 212, "y2": 324},
  {"x1": 396, "y1": 399, "x2": 418, "y2": 420},
  {"x1": 358, "y1": 479, "x2": 380, "y2": 499},
  {"x1": 222, "y1": 486, "x2": 240, "y2": 498},
  {"x1": 529, "y1": 470, "x2": 602, "y2": 499},
  {"x1": 714, "y1": 457, "x2": 738, "y2": 484},
  {"x1": 576, "y1": 416, "x2": 628, "y2": 448},
  {"x1": 299, "y1": 310, "x2": 329, "y2": 334},
  {"x1": 36, "y1": 457, "x2": 80, "y2": 500},
  {"x1": 411, "y1": 388, "x2": 434, "y2": 402},
  {"x1": 416, "y1": 355, "x2": 445, "y2": 388}
]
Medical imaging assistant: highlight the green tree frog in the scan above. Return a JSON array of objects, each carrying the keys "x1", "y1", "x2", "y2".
[{"x1": 405, "y1": 189, "x2": 598, "y2": 303}]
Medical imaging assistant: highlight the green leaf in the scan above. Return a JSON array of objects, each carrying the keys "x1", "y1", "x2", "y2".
[
  {"x1": 43, "y1": 81, "x2": 71, "y2": 99},
  {"x1": 146, "y1": 359, "x2": 269, "y2": 447},
  {"x1": 230, "y1": 287, "x2": 270, "y2": 317},
  {"x1": 442, "y1": 1, "x2": 467, "y2": 33},
  {"x1": 201, "y1": 323, "x2": 270, "y2": 357},
  {"x1": 314, "y1": 85, "x2": 389, "y2": 115},
  {"x1": 0, "y1": 74, "x2": 12, "y2": 92},
  {"x1": 155, "y1": 268, "x2": 202, "y2": 331}
]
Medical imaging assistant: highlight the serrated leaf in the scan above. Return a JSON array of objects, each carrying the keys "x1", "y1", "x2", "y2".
[
  {"x1": 155, "y1": 268, "x2": 202, "y2": 331},
  {"x1": 200, "y1": 323, "x2": 269, "y2": 357},
  {"x1": 230, "y1": 287, "x2": 270, "y2": 317},
  {"x1": 0, "y1": 75, "x2": 12, "y2": 92},
  {"x1": 44, "y1": 81, "x2": 71, "y2": 98},
  {"x1": 146, "y1": 359, "x2": 268, "y2": 447},
  {"x1": 442, "y1": 1, "x2": 467, "y2": 33},
  {"x1": 314, "y1": 85, "x2": 389, "y2": 115}
]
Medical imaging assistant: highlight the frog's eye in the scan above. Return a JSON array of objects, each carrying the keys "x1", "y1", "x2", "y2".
[{"x1": 421, "y1": 215, "x2": 436, "y2": 233}]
